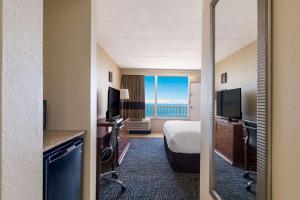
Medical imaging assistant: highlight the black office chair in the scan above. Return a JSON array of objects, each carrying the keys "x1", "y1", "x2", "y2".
[
  {"x1": 100, "y1": 124, "x2": 126, "y2": 191},
  {"x1": 242, "y1": 120, "x2": 257, "y2": 191}
]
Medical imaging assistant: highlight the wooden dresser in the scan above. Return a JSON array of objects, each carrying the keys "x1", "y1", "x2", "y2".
[{"x1": 214, "y1": 118, "x2": 244, "y2": 166}]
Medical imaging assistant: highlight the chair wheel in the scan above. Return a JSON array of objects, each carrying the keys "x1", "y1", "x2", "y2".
[
  {"x1": 111, "y1": 173, "x2": 118, "y2": 179},
  {"x1": 245, "y1": 185, "x2": 251, "y2": 191},
  {"x1": 245, "y1": 182, "x2": 252, "y2": 191},
  {"x1": 121, "y1": 186, "x2": 126, "y2": 191}
]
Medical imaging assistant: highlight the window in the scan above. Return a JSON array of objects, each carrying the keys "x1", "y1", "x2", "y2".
[{"x1": 145, "y1": 76, "x2": 189, "y2": 118}]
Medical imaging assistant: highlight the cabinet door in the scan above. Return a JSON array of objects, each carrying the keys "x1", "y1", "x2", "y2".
[{"x1": 214, "y1": 122, "x2": 221, "y2": 151}]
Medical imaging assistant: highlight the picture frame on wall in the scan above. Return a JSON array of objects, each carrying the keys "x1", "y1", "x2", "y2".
[
  {"x1": 221, "y1": 72, "x2": 227, "y2": 84},
  {"x1": 109, "y1": 71, "x2": 113, "y2": 82}
]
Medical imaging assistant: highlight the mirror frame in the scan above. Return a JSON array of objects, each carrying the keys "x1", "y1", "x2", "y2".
[{"x1": 209, "y1": 0, "x2": 272, "y2": 200}]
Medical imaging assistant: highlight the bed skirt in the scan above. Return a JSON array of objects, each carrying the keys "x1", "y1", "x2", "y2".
[{"x1": 164, "y1": 136, "x2": 200, "y2": 173}]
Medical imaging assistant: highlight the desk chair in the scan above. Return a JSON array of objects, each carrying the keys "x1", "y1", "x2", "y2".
[
  {"x1": 242, "y1": 120, "x2": 257, "y2": 191},
  {"x1": 100, "y1": 125, "x2": 126, "y2": 191}
]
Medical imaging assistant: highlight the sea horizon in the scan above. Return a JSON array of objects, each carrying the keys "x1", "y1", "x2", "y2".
[{"x1": 145, "y1": 103, "x2": 188, "y2": 106}]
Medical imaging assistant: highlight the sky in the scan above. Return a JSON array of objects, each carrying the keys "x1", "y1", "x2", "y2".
[{"x1": 145, "y1": 76, "x2": 189, "y2": 104}]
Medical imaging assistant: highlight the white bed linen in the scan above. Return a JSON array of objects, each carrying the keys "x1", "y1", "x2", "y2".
[{"x1": 163, "y1": 120, "x2": 201, "y2": 154}]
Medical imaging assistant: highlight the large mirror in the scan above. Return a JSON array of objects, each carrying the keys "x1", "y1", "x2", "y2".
[{"x1": 210, "y1": 0, "x2": 272, "y2": 200}]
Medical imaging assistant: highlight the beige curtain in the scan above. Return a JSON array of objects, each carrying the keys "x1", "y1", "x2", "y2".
[{"x1": 121, "y1": 75, "x2": 145, "y2": 119}]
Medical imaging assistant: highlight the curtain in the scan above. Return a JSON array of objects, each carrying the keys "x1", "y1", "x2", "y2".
[{"x1": 121, "y1": 75, "x2": 145, "y2": 119}]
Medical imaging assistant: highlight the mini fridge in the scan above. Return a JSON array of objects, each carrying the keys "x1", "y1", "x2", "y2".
[{"x1": 43, "y1": 138, "x2": 83, "y2": 200}]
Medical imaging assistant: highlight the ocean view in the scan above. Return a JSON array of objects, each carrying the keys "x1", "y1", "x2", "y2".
[{"x1": 146, "y1": 103, "x2": 189, "y2": 117}]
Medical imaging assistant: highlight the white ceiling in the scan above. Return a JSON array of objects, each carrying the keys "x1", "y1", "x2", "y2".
[
  {"x1": 97, "y1": 0, "x2": 203, "y2": 70},
  {"x1": 215, "y1": 0, "x2": 257, "y2": 62},
  {"x1": 97, "y1": 0, "x2": 257, "y2": 70}
]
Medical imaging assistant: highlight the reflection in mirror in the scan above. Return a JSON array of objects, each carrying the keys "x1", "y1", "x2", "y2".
[{"x1": 213, "y1": 0, "x2": 257, "y2": 199}]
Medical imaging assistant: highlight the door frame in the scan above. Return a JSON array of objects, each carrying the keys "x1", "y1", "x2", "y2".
[{"x1": 209, "y1": 0, "x2": 273, "y2": 200}]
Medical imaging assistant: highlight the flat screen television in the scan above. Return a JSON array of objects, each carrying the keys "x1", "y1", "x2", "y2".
[
  {"x1": 216, "y1": 88, "x2": 242, "y2": 120},
  {"x1": 106, "y1": 87, "x2": 120, "y2": 120}
]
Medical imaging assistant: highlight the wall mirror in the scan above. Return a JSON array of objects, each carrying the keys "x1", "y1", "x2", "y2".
[{"x1": 210, "y1": 0, "x2": 272, "y2": 200}]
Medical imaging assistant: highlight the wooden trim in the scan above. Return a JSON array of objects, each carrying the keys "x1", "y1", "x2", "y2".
[
  {"x1": 209, "y1": 0, "x2": 272, "y2": 199},
  {"x1": 209, "y1": 1, "x2": 219, "y2": 199},
  {"x1": 257, "y1": 0, "x2": 272, "y2": 199},
  {"x1": 214, "y1": 150, "x2": 233, "y2": 165}
]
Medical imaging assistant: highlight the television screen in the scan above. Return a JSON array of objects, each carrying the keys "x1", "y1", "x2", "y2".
[
  {"x1": 107, "y1": 87, "x2": 120, "y2": 120},
  {"x1": 216, "y1": 88, "x2": 242, "y2": 119},
  {"x1": 43, "y1": 100, "x2": 47, "y2": 130}
]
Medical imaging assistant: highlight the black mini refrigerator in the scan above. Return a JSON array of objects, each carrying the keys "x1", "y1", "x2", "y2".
[{"x1": 43, "y1": 138, "x2": 83, "y2": 200}]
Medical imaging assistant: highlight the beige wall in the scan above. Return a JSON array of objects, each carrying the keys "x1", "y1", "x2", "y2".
[
  {"x1": 0, "y1": 0, "x2": 43, "y2": 199},
  {"x1": 201, "y1": 0, "x2": 300, "y2": 199},
  {"x1": 150, "y1": 119, "x2": 165, "y2": 133},
  {"x1": 215, "y1": 41, "x2": 257, "y2": 121},
  {"x1": 97, "y1": 45, "x2": 121, "y2": 119},
  {"x1": 44, "y1": 0, "x2": 97, "y2": 199},
  {"x1": 190, "y1": 75, "x2": 201, "y2": 83},
  {"x1": 272, "y1": 0, "x2": 300, "y2": 199},
  {"x1": 121, "y1": 68, "x2": 201, "y2": 77}
]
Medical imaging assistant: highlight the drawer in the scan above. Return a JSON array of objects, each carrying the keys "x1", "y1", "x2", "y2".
[
  {"x1": 216, "y1": 123, "x2": 233, "y2": 133},
  {"x1": 215, "y1": 122, "x2": 233, "y2": 160},
  {"x1": 215, "y1": 131, "x2": 232, "y2": 145},
  {"x1": 215, "y1": 135, "x2": 232, "y2": 154},
  {"x1": 218, "y1": 142, "x2": 233, "y2": 160}
]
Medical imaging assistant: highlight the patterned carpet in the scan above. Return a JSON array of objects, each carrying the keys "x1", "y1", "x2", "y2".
[
  {"x1": 215, "y1": 153, "x2": 256, "y2": 200},
  {"x1": 100, "y1": 138, "x2": 199, "y2": 200}
]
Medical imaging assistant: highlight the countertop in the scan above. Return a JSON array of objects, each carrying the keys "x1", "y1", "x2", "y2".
[{"x1": 43, "y1": 130, "x2": 86, "y2": 152}]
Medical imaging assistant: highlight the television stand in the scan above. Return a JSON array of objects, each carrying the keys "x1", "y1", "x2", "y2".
[
  {"x1": 214, "y1": 117, "x2": 244, "y2": 166},
  {"x1": 228, "y1": 118, "x2": 240, "y2": 123},
  {"x1": 217, "y1": 116, "x2": 240, "y2": 123}
]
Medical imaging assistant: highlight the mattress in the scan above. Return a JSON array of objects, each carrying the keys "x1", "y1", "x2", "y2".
[{"x1": 163, "y1": 120, "x2": 201, "y2": 154}]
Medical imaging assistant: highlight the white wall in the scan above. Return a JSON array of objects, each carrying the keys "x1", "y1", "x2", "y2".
[
  {"x1": 97, "y1": 45, "x2": 121, "y2": 119},
  {"x1": 0, "y1": 0, "x2": 43, "y2": 199},
  {"x1": 44, "y1": 0, "x2": 97, "y2": 199}
]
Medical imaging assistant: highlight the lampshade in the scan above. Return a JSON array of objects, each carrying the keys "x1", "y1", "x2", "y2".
[{"x1": 120, "y1": 89, "x2": 129, "y2": 100}]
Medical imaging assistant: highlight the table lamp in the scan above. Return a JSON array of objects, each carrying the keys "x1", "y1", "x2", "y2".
[{"x1": 120, "y1": 89, "x2": 129, "y2": 117}]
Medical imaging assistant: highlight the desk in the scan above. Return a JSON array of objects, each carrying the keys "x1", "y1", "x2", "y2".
[{"x1": 96, "y1": 118, "x2": 130, "y2": 200}]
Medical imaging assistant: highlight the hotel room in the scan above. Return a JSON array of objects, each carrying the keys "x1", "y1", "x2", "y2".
[
  {"x1": 96, "y1": 0, "x2": 255, "y2": 199},
  {"x1": 96, "y1": 45, "x2": 201, "y2": 199},
  {"x1": 2, "y1": 0, "x2": 300, "y2": 200}
]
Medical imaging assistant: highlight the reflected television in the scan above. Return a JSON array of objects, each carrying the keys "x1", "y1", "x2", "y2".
[{"x1": 216, "y1": 88, "x2": 242, "y2": 120}]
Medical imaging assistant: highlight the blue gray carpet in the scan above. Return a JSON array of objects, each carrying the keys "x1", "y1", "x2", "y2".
[
  {"x1": 100, "y1": 138, "x2": 199, "y2": 200},
  {"x1": 215, "y1": 153, "x2": 256, "y2": 200}
]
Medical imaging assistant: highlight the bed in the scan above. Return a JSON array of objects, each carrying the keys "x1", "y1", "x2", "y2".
[{"x1": 163, "y1": 120, "x2": 201, "y2": 173}]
